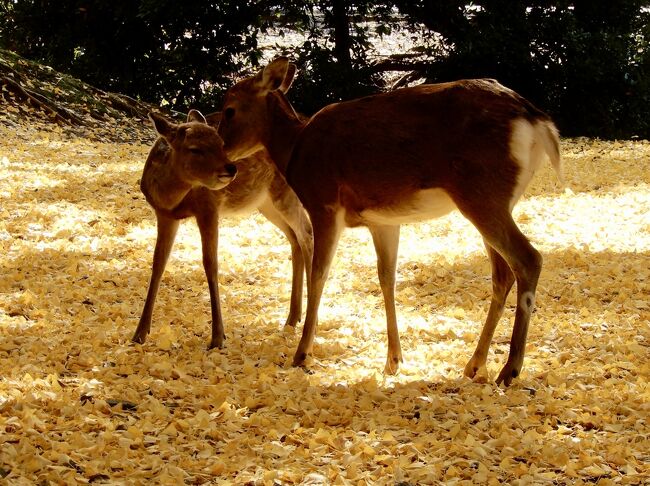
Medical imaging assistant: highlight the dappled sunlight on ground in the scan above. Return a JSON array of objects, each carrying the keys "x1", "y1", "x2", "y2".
[{"x1": 0, "y1": 125, "x2": 649, "y2": 484}]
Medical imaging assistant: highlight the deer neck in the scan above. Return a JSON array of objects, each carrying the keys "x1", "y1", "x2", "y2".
[
  {"x1": 264, "y1": 93, "x2": 305, "y2": 176},
  {"x1": 141, "y1": 142, "x2": 193, "y2": 211}
]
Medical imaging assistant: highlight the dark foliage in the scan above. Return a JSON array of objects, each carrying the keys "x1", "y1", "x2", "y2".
[
  {"x1": 0, "y1": 0, "x2": 263, "y2": 111},
  {"x1": 391, "y1": 0, "x2": 650, "y2": 138},
  {"x1": 1, "y1": 0, "x2": 648, "y2": 137}
]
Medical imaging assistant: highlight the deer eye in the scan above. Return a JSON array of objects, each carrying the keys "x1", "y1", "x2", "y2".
[
  {"x1": 188, "y1": 147, "x2": 202, "y2": 155},
  {"x1": 224, "y1": 107, "x2": 235, "y2": 120}
]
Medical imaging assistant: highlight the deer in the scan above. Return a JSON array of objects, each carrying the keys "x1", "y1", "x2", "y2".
[
  {"x1": 217, "y1": 57, "x2": 564, "y2": 386},
  {"x1": 132, "y1": 109, "x2": 313, "y2": 350}
]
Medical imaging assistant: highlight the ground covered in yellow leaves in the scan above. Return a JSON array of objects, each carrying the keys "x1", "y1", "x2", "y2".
[{"x1": 0, "y1": 119, "x2": 649, "y2": 485}]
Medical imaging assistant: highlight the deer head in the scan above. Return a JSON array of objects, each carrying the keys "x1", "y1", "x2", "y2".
[{"x1": 149, "y1": 110, "x2": 237, "y2": 190}]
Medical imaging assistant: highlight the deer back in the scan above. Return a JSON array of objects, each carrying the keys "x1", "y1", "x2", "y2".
[{"x1": 280, "y1": 79, "x2": 558, "y2": 219}]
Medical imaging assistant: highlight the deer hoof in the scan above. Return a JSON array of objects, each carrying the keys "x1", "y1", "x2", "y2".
[
  {"x1": 131, "y1": 332, "x2": 147, "y2": 344},
  {"x1": 208, "y1": 336, "x2": 225, "y2": 350},
  {"x1": 463, "y1": 356, "x2": 485, "y2": 379},
  {"x1": 283, "y1": 314, "x2": 300, "y2": 328},
  {"x1": 292, "y1": 351, "x2": 308, "y2": 368},
  {"x1": 496, "y1": 362, "x2": 520, "y2": 387},
  {"x1": 384, "y1": 354, "x2": 402, "y2": 376}
]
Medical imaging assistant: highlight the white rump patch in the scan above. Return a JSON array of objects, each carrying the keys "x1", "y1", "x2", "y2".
[
  {"x1": 360, "y1": 188, "x2": 456, "y2": 225},
  {"x1": 509, "y1": 118, "x2": 548, "y2": 210}
]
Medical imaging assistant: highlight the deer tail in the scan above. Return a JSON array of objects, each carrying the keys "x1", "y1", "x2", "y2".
[{"x1": 539, "y1": 121, "x2": 565, "y2": 187}]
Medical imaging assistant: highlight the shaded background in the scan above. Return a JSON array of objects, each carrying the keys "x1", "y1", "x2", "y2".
[{"x1": 1, "y1": 0, "x2": 649, "y2": 138}]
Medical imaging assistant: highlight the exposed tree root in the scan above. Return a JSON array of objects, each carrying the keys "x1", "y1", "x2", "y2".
[
  {"x1": 0, "y1": 49, "x2": 154, "y2": 142},
  {"x1": 1, "y1": 75, "x2": 84, "y2": 125}
]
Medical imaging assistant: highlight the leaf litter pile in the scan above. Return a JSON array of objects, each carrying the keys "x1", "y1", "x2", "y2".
[{"x1": 0, "y1": 117, "x2": 649, "y2": 485}]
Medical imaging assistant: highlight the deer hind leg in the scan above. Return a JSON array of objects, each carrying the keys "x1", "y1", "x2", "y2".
[
  {"x1": 368, "y1": 224, "x2": 403, "y2": 375},
  {"x1": 133, "y1": 212, "x2": 180, "y2": 344},
  {"x1": 464, "y1": 239, "x2": 515, "y2": 379},
  {"x1": 460, "y1": 207, "x2": 542, "y2": 386},
  {"x1": 195, "y1": 211, "x2": 225, "y2": 350},
  {"x1": 292, "y1": 209, "x2": 344, "y2": 368},
  {"x1": 259, "y1": 197, "x2": 313, "y2": 328}
]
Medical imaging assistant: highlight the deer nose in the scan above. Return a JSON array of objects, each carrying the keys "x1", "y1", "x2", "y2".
[
  {"x1": 225, "y1": 163, "x2": 237, "y2": 177},
  {"x1": 217, "y1": 163, "x2": 237, "y2": 185}
]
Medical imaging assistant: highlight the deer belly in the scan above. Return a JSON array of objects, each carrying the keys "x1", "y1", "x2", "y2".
[
  {"x1": 222, "y1": 189, "x2": 270, "y2": 217},
  {"x1": 360, "y1": 188, "x2": 456, "y2": 225}
]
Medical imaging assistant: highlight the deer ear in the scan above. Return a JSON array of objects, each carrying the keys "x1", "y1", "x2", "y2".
[
  {"x1": 278, "y1": 63, "x2": 297, "y2": 93},
  {"x1": 187, "y1": 109, "x2": 207, "y2": 124},
  {"x1": 256, "y1": 57, "x2": 291, "y2": 93},
  {"x1": 149, "y1": 111, "x2": 177, "y2": 141},
  {"x1": 204, "y1": 112, "x2": 222, "y2": 128}
]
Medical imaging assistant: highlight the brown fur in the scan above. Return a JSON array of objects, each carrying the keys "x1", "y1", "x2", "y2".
[
  {"x1": 133, "y1": 110, "x2": 313, "y2": 350},
  {"x1": 218, "y1": 58, "x2": 562, "y2": 385}
]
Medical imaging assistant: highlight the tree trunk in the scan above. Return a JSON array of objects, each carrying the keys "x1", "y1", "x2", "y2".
[{"x1": 331, "y1": 0, "x2": 352, "y2": 71}]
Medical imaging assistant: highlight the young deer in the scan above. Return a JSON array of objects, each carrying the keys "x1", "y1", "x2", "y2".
[
  {"x1": 132, "y1": 109, "x2": 313, "y2": 350},
  {"x1": 218, "y1": 58, "x2": 564, "y2": 386}
]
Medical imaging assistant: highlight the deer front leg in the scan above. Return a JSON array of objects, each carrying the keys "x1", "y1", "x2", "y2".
[
  {"x1": 464, "y1": 241, "x2": 515, "y2": 379},
  {"x1": 196, "y1": 211, "x2": 225, "y2": 349},
  {"x1": 292, "y1": 210, "x2": 343, "y2": 368},
  {"x1": 369, "y1": 224, "x2": 403, "y2": 375},
  {"x1": 133, "y1": 212, "x2": 179, "y2": 344}
]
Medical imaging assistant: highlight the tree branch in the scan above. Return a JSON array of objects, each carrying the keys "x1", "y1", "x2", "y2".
[{"x1": 369, "y1": 55, "x2": 433, "y2": 75}]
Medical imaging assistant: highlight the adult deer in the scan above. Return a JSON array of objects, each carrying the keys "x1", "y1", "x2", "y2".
[
  {"x1": 218, "y1": 58, "x2": 563, "y2": 385},
  {"x1": 132, "y1": 109, "x2": 313, "y2": 350}
]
